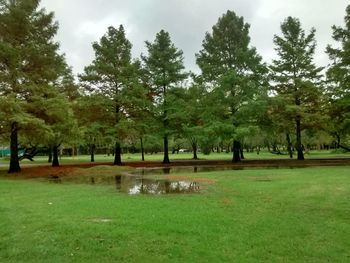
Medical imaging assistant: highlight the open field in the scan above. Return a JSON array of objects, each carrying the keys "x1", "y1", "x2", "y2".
[{"x1": 1, "y1": 165, "x2": 350, "y2": 262}]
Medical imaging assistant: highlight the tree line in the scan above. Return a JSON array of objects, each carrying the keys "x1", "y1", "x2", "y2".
[{"x1": 1, "y1": 0, "x2": 349, "y2": 173}]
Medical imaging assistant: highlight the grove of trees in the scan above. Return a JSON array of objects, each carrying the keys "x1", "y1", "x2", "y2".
[{"x1": 1, "y1": 0, "x2": 350, "y2": 173}]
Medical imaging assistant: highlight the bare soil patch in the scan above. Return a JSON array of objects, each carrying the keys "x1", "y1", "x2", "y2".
[{"x1": 1, "y1": 158, "x2": 350, "y2": 179}]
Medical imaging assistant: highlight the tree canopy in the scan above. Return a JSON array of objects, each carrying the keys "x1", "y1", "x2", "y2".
[{"x1": 1, "y1": 2, "x2": 350, "y2": 172}]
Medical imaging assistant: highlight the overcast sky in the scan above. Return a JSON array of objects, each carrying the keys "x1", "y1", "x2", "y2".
[{"x1": 40, "y1": 0, "x2": 349, "y2": 75}]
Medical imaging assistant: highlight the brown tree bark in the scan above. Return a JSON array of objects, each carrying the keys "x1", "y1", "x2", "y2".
[
  {"x1": 114, "y1": 141, "x2": 122, "y2": 165},
  {"x1": 232, "y1": 140, "x2": 241, "y2": 162},
  {"x1": 52, "y1": 145, "x2": 60, "y2": 167},
  {"x1": 8, "y1": 122, "x2": 21, "y2": 173}
]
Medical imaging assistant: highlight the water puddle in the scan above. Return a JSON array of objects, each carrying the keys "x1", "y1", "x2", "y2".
[
  {"x1": 47, "y1": 174, "x2": 200, "y2": 195},
  {"x1": 131, "y1": 166, "x2": 245, "y2": 176},
  {"x1": 131, "y1": 165, "x2": 307, "y2": 176},
  {"x1": 44, "y1": 165, "x2": 291, "y2": 194}
]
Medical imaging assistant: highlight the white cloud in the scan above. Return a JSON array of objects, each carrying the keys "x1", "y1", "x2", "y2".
[{"x1": 40, "y1": 0, "x2": 349, "y2": 75}]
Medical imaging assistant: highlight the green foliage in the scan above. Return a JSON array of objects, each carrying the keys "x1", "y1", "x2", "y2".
[
  {"x1": 326, "y1": 5, "x2": 350, "y2": 143},
  {"x1": 142, "y1": 30, "x2": 187, "y2": 124},
  {"x1": 196, "y1": 9, "x2": 267, "y2": 114},
  {"x1": 196, "y1": 10, "x2": 265, "y2": 82},
  {"x1": 79, "y1": 25, "x2": 139, "y2": 163},
  {"x1": 0, "y1": 0, "x2": 73, "y2": 170},
  {"x1": 2, "y1": 3, "x2": 350, "y2": 162},
  {"x1": 142, "y1": 30, "x2": 187, "y2": 94},
  {"x1": 270, "y1": 17, "x2": 324, "y2": 159},
  {"x1": 142, "y1": 30, "x2": 187, "y2": 162},
  {"x1": 196, "y1": 10, "x2": 267, "y2": 158}
]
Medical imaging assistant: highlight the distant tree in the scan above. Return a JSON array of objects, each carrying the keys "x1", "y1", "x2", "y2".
[
  {"x1": 142, "y1": 30, "x2": 187, "y2": 163},
  {"x1": 326, "y1": 5, "x2": 350, "y2": 148},
  {"x1": 267, "y1": 96, "x2": 295, "y2": 158},
  {"x1": 42, "y1": 94, "x2": 79, "y2": 167},
  {"x1": 121, "y1": 60, "x2": 155, "y2": 161},
  {"x1": 196, "y1": 10, "x2": 267, "y2": 162},
  {"x1": 0, "y1": 0, "x2": 67, "y2": 173},
  {"x1": 79, "y1": 25, "x2": 135, "y2": 165},
  {"x1": 270, "y1": 17, "x2": 323, "y2": 160},
  {"x1": 181, "y1": 82, "x2": 207, "y2": 159},
  {"x1": 74, "y1": 94, "x2": 109, "y2": 162}
]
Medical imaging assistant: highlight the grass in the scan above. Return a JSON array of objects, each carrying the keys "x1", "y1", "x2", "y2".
[
  {"x1": 0, "y1": 149, "x2": 349, "y2": 167},
  {"x1": 0, "y1": 166, "x2": 350, "y2": 262}
]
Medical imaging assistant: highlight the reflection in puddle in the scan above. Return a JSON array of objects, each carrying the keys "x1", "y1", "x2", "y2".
[
  {"x1": 124, "y1": 177, "x2": 200, "y2": 195},
  {"x1": 47, "y1": 174, "x2": 200, "y2": 195}
]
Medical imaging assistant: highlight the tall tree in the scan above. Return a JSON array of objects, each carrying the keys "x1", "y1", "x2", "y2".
[
  {"x1": 270, "y1": 17, "x2": 323, "y2": 160},
  {"x1": 196, "y1": 10, "x2": 267, "y2": 162},
  {"x1": 0, "y1": 0, "x2": 66, "y2": 173},
  {"x1": 79, "y1": 25, "x2": 134, "y2": 165},
  {"x1": 326, "y1": 5, "x2": 350, "y2": 148},
  {"x1": 142, "y1": 30, "x2": 187, "y2": 163}
]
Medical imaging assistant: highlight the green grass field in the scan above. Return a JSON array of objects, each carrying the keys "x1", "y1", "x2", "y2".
[
  {"x1": 1, "y1": 149, "x2": 349, "y2": 167},
  {"x1": 1, "y1": 166, "x2": 349, "y2": 262}
]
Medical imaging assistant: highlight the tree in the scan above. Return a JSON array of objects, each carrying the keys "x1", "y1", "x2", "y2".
[
  {"x1": 0, "y1": 0, "x2": 66, "y2": 173},
  {"x1": 142, "y1": 30, "x2": 187, "y2": 163},
  {"x1": 180, "y1": 82, "x2": 207, "y2": 159},
  {"x1": 270, "y1": 17, "x2": 323, "y2": 160},
  {"x1": 196, "y1": 10, "x2": 267, "y2": 162},
  {"x1": 121, "y1": 60, "x2": 155, "y2": 161},
  {"x1": 41, "y1": 93, "x2": 78, "y2": 167},
  {"x1": 326, "y1": 5, "x2": 350, "y2": 148},
  {"x1": 79, "y1": 25, "x2": 135, "y2": 165},
  {"x1": 74, "y1": 94, "x2": 109, "y2": 162}
]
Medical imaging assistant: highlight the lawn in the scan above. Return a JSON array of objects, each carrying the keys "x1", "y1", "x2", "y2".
[{"x1": 0, "y1": 165, "x2": 349, "y2": 262}]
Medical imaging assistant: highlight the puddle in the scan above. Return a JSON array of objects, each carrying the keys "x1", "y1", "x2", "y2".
[
  {"x1": 131, "y1": 166, "x2": 245, "y2": 176},
  {"x1": 47, "y1": 174, "x2": 200, "y2": 195},
  {"x1": 44, "y1": 165, "x2": 294, "y2": 194},
  {"x1": 131, "y1": 165, "x2": 308, "y2": 176}
]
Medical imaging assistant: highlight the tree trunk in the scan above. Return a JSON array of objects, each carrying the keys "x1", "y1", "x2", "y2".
[
  {"x1": 90, "y1": 143, "x2": 95, "y2": 162},
  {"x1": 240, "y1": 144, "x2": 245, "y2": 159},
  {"x1": 163, "y1": 135, "x2": 170, "y2": 164},
  {"x1": 339, "y1": 144, "x2": 350, "y2": 152},
  {"x1": 162, "y1": 82, "x2": 170, "y2": 164},
  {"x1": 48, "y1": 146, "x2": 52, "y2": 163},
  {"x1": 296, "y1": 117, "x2": 304, "y2": 160},
  {"x1": 192, "y1": 142, "x2": 198, "y2": 160},
  {"x1": 114, "y1": 141, "x2": 122, "y2": 165},
  {"x1": 286, "y1": 133, "x2": 293, "y2": 159},
  {"x1": 140, "y1": 137, "x2": 145, "y2": 161},
  {"x1": 47, "y1": 146, "x2": 52, "y2": 163},
  {"x1": 335, "y1": 133, "x2": 341, "y2": 149},
  {"x1": 226, "y1": 143, "x2": 231, "y2": 153},
  {"x1": 232, "y1": 140, "x2": 241, "y2": 162},
  {"x1": 52, "y1": 145, "x2": 59, "y2": 167},
  {"x1": 8, "y1": 122, "x2": 20, "y2": 173}
]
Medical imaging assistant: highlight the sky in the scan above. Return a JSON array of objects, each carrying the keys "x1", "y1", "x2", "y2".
[{"x1": 40, "y1": 0, "x2": 349, "y2": 75}]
